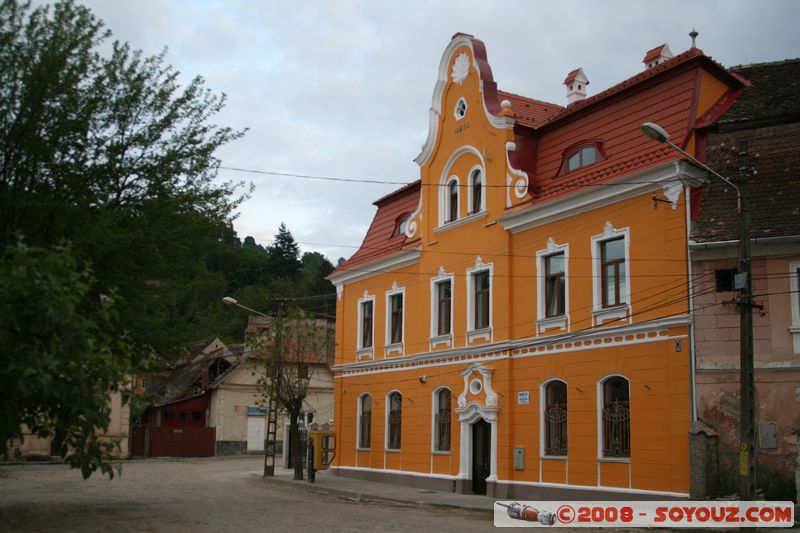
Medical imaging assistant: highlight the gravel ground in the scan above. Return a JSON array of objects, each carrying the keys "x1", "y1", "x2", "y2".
[{"x1": 0, "y1": 456, "x2": 495, "y2": 532}]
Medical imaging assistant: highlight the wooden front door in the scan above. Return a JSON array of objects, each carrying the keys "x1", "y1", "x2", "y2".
[{"x1": 471, "y1": 419, "x2": 491, "y2": 495}]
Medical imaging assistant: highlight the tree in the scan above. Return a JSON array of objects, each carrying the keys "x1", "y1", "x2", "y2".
[
  {"x1": 250, "y1": 309, "x2": 331, "y2": 480},
  {"x1": 0, "y1": 0, "x2": 246, "y2": 477},
  {"x1": 267, "y1": 223, "x2": 301, "y2": 281},
  {"x1": 0, "y1": 0, "x2": 248, "y2": 354},
  {"x1": 0, "y1": 242, "x2": 140, "y2": 479}
]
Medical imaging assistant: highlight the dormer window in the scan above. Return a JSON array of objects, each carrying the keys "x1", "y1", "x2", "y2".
[
  {"x1": 454, "y1": 97, "x2": 467, "y2": 120},
  {"x1": 393, "y1": 213, "x2": 411, "y2": 237},
  {"x1": 558, "y1": 140, "x2": 606, "y2": 176}
]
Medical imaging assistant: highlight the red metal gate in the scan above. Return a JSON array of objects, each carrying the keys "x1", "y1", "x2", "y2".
[{"x1": 148, "y1": 426, "x2": 216, "y2": 457}]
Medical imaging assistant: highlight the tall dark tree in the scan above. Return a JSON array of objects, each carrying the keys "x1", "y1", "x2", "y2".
[{"x1": 267, "y1": 223, "x2": 301, "y2": 280}]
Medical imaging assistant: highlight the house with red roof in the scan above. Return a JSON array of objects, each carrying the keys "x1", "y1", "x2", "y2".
[{"x1": 327, "y1": 33, "x2": 746, "y2": 499}]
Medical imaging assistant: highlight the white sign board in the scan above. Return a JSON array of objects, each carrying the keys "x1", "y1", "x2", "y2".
[{"x1": 517, "y1": 391, "x2": 530, "y2": 405}]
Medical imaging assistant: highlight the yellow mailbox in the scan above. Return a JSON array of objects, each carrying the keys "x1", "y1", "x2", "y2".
[{"x1": 308, "y1": 430, "x2": 336, "y2": 470}]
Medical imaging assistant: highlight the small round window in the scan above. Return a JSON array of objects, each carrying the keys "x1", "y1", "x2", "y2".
[
  {"x1": 454, "y1": 98, "x2": 467, "y2": 120},
  {"x1": 469, "y1": 378, "x2": 482, "y2": 395}
]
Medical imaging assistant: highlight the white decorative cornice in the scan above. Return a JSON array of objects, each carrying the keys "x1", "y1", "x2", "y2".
[
  {"x1": 333, "y1": 314, "x2": 692, "y2": 377},
  {"x1": 327, "y1": 249, "x2": 421, "y2": 286},
  {"x1": 451, "y1": 52, "x2": 470, "y2": 84},
  {"x1": 498, "y1": 160, "x2": 707, "y2": 234}
]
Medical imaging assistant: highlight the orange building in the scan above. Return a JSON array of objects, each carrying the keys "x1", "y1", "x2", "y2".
[{"x1": 327, "y1": 34, "x2": 746, "y2": 499}]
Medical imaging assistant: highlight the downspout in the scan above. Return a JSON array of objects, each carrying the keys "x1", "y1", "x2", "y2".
[{"x1": 685, "y1": 184, "x2": 698, "y2": 422}]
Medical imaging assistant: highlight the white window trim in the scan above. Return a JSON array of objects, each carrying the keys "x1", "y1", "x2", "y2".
[
  {"x1": 466, "y1": 257, "x2": 493, "y2": 343},
  {"x1": 356, "y1": 393, "x2": 371, "y2": 450},
  {"x1": 596, "y1": 373, "x2": 631, "y2": 463},
  {"x1": 454, "y1": 97, "x2": 468, "y2": 121},
  {"x1": 429, "y1": 268, "x2": 455, "y2": 349},
  {"x1": 789, "y1": 261, "x2": 800, "y2": 353},
  {"x1": 591, "y1": 223, "x2": 632, "y2": 327},
  {"x1": 466, "y1": 166, "x2": 486, "y2": 215},
  {"x1": 439, "y1": 176, "x2": 460, "y2": 227},
  {"x1": 540, "y1": 378, "x2": 568, "y2": 459},
  {"x1": 536, "y1": 238, "x2": 570, "y2": 335},
  {"x1": 356, "y1": 292, "x2": 375, "y2": 358},
  {"x1": 384, "y1": 283, "x2": 405, "y2": 357},
  {"x1": 430, "y1": 386, "x2": 452, "y2": 454},
  {"x1": 385, "y1": 390, "x2": 402, "y2": 452}
]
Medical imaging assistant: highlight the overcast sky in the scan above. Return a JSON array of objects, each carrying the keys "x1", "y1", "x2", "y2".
[{"x1": 67, "y1": 0, "x2": 799, "y2": 262}]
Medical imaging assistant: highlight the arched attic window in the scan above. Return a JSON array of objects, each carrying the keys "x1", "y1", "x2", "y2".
[
  {"x1": 470, "y1": 169, "x2": 483, "y2": 214},
  {"x1": 447, "y1": 179, "x2": 459, "y2": 223},
  {"x1": 558, "y1": 140, "x2": 606, "y2": 176},
  {"x1": 392, "y1": 212, "x2": 411, "y2": 237}
]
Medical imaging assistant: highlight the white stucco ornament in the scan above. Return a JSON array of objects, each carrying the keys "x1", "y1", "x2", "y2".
[{"x1": 452, "y1": 52, "x2": 470, "y2": 84}]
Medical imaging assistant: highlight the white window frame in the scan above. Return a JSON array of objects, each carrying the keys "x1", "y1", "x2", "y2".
[
  {"x1": 466, "y1": 257, "x2": 493, "y2": 343},
  {"x1": 789, "y1": 261, "x2": 800, "y2": 353},
  {"x1": 356, "y1": 393, "x2": 372, "y2": 450},
  {"x1": 356, "y1": 292, "x2": 375, "y2": 358},
  {"x1": 384, "y1": 283, "x2": 405, "y2": 356},
  {"x1": 596, "y1": 373, "x2": 631, "y2": 462},
  {"x1": 431, "y1": 386, "x2": 452, "y2": 453},
  {"x1": 429, "y1": 268, "x2": 455, "y2": 349},
  {"x1": 536, "y1": 238, "x2": 570, "y2": 334},
  {"x1": 539, "y1": 378, "x2": 568, "y2": 459},
  {"x1": 385, "y1": 390, "x2": 402, "y2": 452},
  {"x1": 467, "y1": 166, "x2": 485, "y2": 215},
  {"x1": 591, "y1": 223, "x2": 631, "y2": 326},
  {"x1": 439, "y1": 176, "x2": 460, "y2": 226},
  {"x1": 454, "y1": 97, "x2": 468, "y2": 120}
]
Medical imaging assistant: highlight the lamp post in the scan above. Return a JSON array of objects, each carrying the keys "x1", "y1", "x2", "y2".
[
  {"x1": 222, "y1": 296, "x2": 282, "y2": 477},
  {"x1": 640, "y1": 122, "x2": 756, "y2": 500}
]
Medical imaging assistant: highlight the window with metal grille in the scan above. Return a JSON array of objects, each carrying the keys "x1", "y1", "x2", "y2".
[
  {"x1": 601, "y1": 238, "x2": 626, "y2": 308},
  {"x1": 436, "y1": 280, "x2": 452, "y2": 336},
  {"x1": 390, "y1": 293, "x2": 403, "y2": 344},
  {"x1": 473, "y1": 270, "x2": 490, "y2": 329},
  {"x1": 387, "y1": 392, "x2": 402, "y2": 450},
  {"x1": 545, "y1": 253, "x2": 566, "y2": 317},
  {"x1": 358, "y1": 394, "x2": 371, "y2": 448},
  {"x1": 601, "y1": 377, "x2": 630, "y2": 458},
  {"x1": 360, "y1": 300, "x2": 373, "y2": 348},
  {"x1": 544, "y1": 380, "x2": 568, "y2": 456},
  {"x1": 434, "y1": 388, "x2": 451, "y2": 451}
]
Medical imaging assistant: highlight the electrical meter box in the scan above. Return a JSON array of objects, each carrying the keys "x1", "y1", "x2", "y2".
[
  {"x1": 513, "y1": 447, "x2": 524, "y2": 470},
  {"x1": 308, "y1": 431, "x2": 336, "y2": 470}
]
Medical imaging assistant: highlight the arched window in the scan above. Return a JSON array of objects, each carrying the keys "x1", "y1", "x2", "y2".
[
  {"x1": 358, "y1": 394, "x2": 371, "y2": 449},
  {"x1": 601, "y1": 376, "x2": 630, "y2": 458},
  {"x1": 434, "y1": 388, "x2": 451, "y2": 451},
  {"x1": 543, "y1": 380, "x2": 567, "y2": 456},
  {"x1": 557, "y1": 141, "x2": 606, "y2": 176},
  {"x1": 447, "y1": 179, "x2": 459, "y2": 223},
  {"x1": 387, "y1": 392, "x2": 402, "y2": 450},
  {"x1": 471, "y1": 170, "x2": 482, "y2": 214}
]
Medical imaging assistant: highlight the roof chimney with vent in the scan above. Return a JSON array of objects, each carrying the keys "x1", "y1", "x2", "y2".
[
  {"x1": 642, "y1": 44, "x2": 674, "y2": 70},
  {"x1": 564, "y1": 68, "x2": 588, "y2": 105}
]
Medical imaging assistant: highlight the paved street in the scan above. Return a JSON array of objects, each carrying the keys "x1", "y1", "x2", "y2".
[{"x1": 0, "y1": 456, "x2": 495, "y2": 532}]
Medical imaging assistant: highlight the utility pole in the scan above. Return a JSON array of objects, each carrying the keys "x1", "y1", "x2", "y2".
[
  {"x1": 264, "y1": 305, "x2": 284, "y2": 477},
  {"x1": 734, "y1": 143, "x2": 757, "y2": 500}
]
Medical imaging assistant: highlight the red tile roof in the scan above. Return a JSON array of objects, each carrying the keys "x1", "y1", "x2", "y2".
[
  {"x1": 497, "y1": 90, "x2": 563, "y2": 128},
  {"x1": 330, "y1": 181, "x2": 421, "y2": 275},
  {"x1": 643, "y1": 44, "x2": 669, "y2": 64},
  {"x1": 563, "y1": 68, "x2": 582, "y2": 85}
]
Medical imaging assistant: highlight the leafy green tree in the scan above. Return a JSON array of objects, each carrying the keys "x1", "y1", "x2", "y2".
[
  {"x1": 0, "y1": 242, "x2": 140, "y2": 478},
  {"x1": 0, "y1": 0, "x2": 247, "y2": 354}
]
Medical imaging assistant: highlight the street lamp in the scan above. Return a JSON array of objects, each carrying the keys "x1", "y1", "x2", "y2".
[
  {"x1": 222, "y1": 296, "x2": 270, "y2": 318},
  {"x1": 640, "y1": 121, "x2": 756, "y2": 500},
  {"x1": 222, "y1": 296, "x2": 281, "y2": 477}
]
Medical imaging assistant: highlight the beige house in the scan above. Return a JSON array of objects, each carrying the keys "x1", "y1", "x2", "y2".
[{"x1": 11, "y1": 390, "x2": 130, "y2": 459}]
